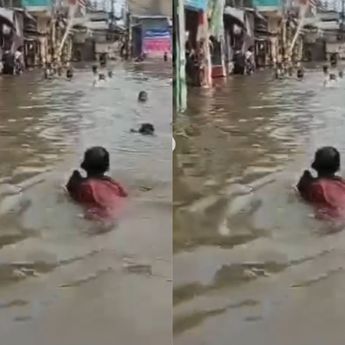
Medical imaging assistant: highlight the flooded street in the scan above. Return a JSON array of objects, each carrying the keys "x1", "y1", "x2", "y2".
[
  {"x1": 174, "y1": 67, "x2": 345, "y2": 345},
  {"x1": 0, "y1": 61, "x2": 171, "y2": 345}
]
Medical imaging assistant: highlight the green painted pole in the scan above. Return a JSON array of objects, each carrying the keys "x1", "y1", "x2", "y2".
[{"x1": 175, "y1": 0, "x2": 187, "y2": 112}]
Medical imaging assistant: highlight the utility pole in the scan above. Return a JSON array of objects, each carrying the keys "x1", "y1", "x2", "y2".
[
  {"x1": 340, "y1": 0, "x2": 345, "y2": 41},
  {"x1": 110, "y1": 0, "x2": 114, "y2": 24},
  {"x1": 125, "y1": 7, "x2": 131, "y2": 59}
]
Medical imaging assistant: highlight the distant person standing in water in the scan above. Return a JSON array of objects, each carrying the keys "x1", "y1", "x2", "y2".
[
  {"x1": 66, "y1": 67, "x2": 73, "y2": 80},
  {"x1": 297, "y1": 67, "x2": 304, "y2": 80}
]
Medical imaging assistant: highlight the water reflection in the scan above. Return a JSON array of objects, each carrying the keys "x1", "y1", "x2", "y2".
[{"x1": 174, "y1": 68, "x2": 345, "y2": 345}]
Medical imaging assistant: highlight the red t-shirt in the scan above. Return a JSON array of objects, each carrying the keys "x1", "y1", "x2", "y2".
[
  {"x1": 69, "y1": 177, "x2": 127, "y2": 220},
  {"x1": 301, "y1": 178, "x2": 345, "y2": 219}
]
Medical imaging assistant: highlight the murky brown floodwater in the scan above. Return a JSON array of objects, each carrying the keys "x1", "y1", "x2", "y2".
[
  {"x1": 174, "y1": 67, "x2": 345, "y2": 345},
  {"x1": 0, "y1": 61, "x2": 172, "y2": 345}
]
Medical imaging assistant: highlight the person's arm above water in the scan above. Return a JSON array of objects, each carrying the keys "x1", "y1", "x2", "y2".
[
  {"x1": 66, "y1": 170, "x2": 84, "y2": 196},
  {"x1": 297, "y1": 170, "x2": 315, "y2": 200}
]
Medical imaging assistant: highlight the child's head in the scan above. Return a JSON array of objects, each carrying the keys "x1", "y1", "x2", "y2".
[
  {"x1": 323, "y1": 65, "x2": 328, "y2": 73},
  {"x1": 81, "y1": 146, "x2": 110, "y2": 176},
  {"x1": 138, "y1": 91, "x2": 148, "y2": 102},
  {"x1": 139, "y1": 123, "x2": 155, "y2": 135},
  {"x1": 312, "y1": 146, "x2": 340, "y2": 175}
]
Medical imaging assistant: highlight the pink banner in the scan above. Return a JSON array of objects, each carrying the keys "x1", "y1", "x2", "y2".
[{"x1": 143, "y1": 38, "x2": 172, "y2": 55}]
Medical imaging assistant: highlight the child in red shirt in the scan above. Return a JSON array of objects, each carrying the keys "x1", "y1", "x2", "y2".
[
  {"x1": 297, "y1": 146, "x2": 345, "y2": 219},
  {"x1": 66, "y1": 147, "x2": 127, "y2": 220}
]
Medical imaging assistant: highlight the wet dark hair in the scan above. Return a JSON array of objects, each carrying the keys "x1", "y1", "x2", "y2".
[
  {"x1": 323, "y1": 65, "x2": 328, "y2": 73},
  {"x1": 92, "y1": 65, "x2": 98, "y2": 73},
  {"x1": 81, "y1": 146, "x2": 110, "y2": 175},
  {"x1": 139, "y1": 123, "x2": 155, "y2": 135},
  {"x1": 138, "y1": 91, "x2": 148, "y2": 102},
  {"x1": 312, "y1": 146, "x2": 340, "y2": 175}
]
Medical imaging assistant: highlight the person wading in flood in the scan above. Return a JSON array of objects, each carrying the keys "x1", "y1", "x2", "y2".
[
  {"x1": 275, "y1": 63, "x2": 284, "y2": 79},
  {"x1": 297, "y1": 67, "x2": 304, "y2": 80},
  {"x1": 245, "y1": 47, "x2": 255, "y2": 74},
  {"x1": 195, "y1": 40, "x2": 206, "y2": 86},
  {"x1": 14, "y1": 47, "x2": 24, "y2": 74},
  {"x1": 66, "y1": 67, "x2": 73, "y2": 80},
  {"x1": 297, "y1": 146, "x2": 345, "y2": 219},
  {"x1": 66, "y1": 146, "x2": 127, "y2": 220}
]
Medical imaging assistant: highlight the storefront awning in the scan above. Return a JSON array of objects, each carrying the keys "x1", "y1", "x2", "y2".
[
  {"x1": 224, "y1": 6, "x2": 245, "y2": 26},
  {"x1": 0, "y1": 8, "x2": 14, "y2": 27}
]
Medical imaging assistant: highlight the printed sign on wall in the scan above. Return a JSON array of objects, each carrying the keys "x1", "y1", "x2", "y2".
[{"x1": 143, "y1": 29, "x2": 172, "y2": 56}]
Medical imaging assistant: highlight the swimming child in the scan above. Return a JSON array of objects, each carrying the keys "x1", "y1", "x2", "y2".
[
  {"x1": 66, "y1": 146, "x2": 127, "y2": 220},
  {"x1": 297, "y1": 146, "x2": 345, "y2": 219},
  {"x1": 92, "y1": 65, "x2": 98, "y2": 75},
  {"x1": 130, "y1": 123, "x2": 155, "y2": 135},
  {"x1": 138, "y1": 91, "x2": 148, "y2": 102},
  {"x1": 339, "y1": 70, "x2": 344, "y2": 78}
]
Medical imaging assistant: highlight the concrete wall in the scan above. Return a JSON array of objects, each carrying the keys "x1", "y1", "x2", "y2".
[
  {"x1": 304, "y1": 39, "x2": 325, "y2": 61},
  {"x1": 128, "y1": 0, "x2": 171, "y2": 17},
  {"x1": 73, "y1": 39, "x2": 94, "y2": 61}
]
